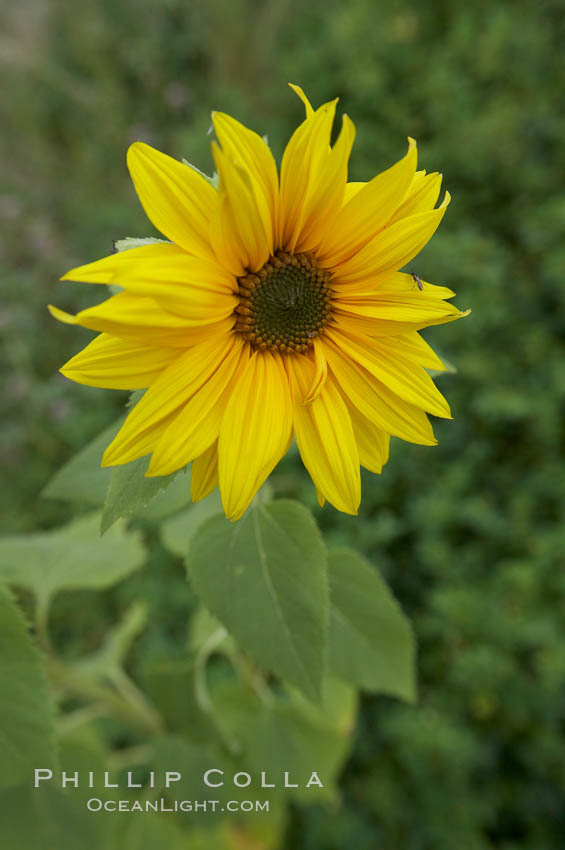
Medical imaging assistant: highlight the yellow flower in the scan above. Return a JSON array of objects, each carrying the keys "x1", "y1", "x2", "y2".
[{"x1": 51, "y1": 85, "x2": 467, "y2": 521}]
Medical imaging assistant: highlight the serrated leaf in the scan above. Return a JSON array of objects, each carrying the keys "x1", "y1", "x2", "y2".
[
  {"x1": 328, "y1": 547, "x2": 416, "y2": 702},
  {"x1": 101, "y1": 459, "x2": 189, "y2": 534},
  {"x1": 42, "y1": 420, "x2": 123, "y2": 507},
  {"x1": 187, "y1": 499, "x2": 328, "y2": 702},
  {"x1": 43, "y1": 415, "x2": 192, "y2": 526},
  {"x1": 44, "y1": 418, "x2": 191, "y2": 528},
  {"x1": 160, "y1": 491, "x2": 223, "y2": 558},
  {"x1": 137, "y1": 472, "x2": 194, "y2": 522},
  {"x1": 0, "y1": 584, "x2": 57, "y2": 790},
  {"x1": 0, "y1": 513, "x2": 145, "y2": 605}
]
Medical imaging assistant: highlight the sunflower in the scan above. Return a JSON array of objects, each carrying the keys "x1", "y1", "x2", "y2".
[{"x1": 51, "y1": 85, "x2": 467, "y2": 521}]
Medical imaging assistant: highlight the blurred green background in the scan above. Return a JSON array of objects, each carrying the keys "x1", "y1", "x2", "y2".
[{"x1": 2, "y1": 0, "x2": 564, "y2": 847}]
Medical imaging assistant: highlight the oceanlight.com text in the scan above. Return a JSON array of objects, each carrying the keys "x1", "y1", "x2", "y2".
[{"x1": 86, "y1": 797, "x2": 270, "y2": 814}]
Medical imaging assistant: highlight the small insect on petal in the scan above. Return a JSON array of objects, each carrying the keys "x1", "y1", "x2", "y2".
[{"x1": 411, "y1": 272, "x2": 423, "y2": 291}]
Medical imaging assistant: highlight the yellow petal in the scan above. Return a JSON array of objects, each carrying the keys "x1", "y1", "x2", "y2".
[
  {"x1": 103, "y1": 333, "x2": 236, "y2": 467},
  {"x1": 218, "y1": 352, "x2": 293, "y2": 520},
  {"x1": 112, "y1": 254, "x2": 237, "y2": 323},
  {"x1": 387, "y1": 171, "x2": 442, "y2": 225},
  {"x1": 381, "y1": 331, "x2": 447, "y2": 372},
  {"x1": 49, "y1": 292, "x2": 235, "y2": 347},
  {"x1": 330, "y1": 310, "x2": 422, "y2": 338},
  {"x1": 374, "y1": 271, "x2": 455, "y2": 299},
  {"x1": 288, "y1": 83, "x2": 315, "y2": 117},
  {"x1": 61, "y1": 242, "x2": 183, "y2": 284},
  {"x1": 48, "y1": 304, "x2": 81, "y2": 326},
  {"x1": 208, "y1": 188, "x2": 247, "y2": 278},
  {"x1": 107, "y1": 411, "x2": 180, "y2": 466},
  {"x1": 289, "y1": 359, "x2": 360, "y2": 514},
  {"x1": 334, "y1": 191, "x2": 451, "y2": 285},
  {"x1": 319, "y1": 138, "x2": 417, "y2": 267},
  {"x1": 127, "y1": 142, "x2": 217, "y2": 260},
  {"x1": 326, "y1": 327, "x2": 451, "y2": 418},
  {"x1": 147, "y1": 337, "x2": 249, "y2": 476},
  {"x1": 212, "y1": 111, "x2": 279, "y2": 245},
  {"x1": 295, "y1": 114, "x2": 356, "y2": 254},
  {"x1": 60, "y1": 333, "x2": 178, "y2": 389},
  {"x1": 191, "y1": 442, "x2": 219, "y2": 502},
  {"x1": 345, "y1": 399, "x2": 390, "y2": 473},
  {"x1": 302, "y1": 338, "x2": 328, "y2": 405},
  {"x1": 332, "y1": 307, "x2": 467, "y2": 339},
  {"x1": 323, "y1": 338, "x2": 437, "y2": 445},
  {"x1": 343, "y1": 182, "x2": 365, "y2": 204},
  {"x1": 278, "y1": 99, "x2": 338, "y2": 251},
  {"x1": 333, "y1": 290, "x2": 466, "y2": 325},
  {"x1": 210, "y1": 141, "x2": 272, "y2": 275}
]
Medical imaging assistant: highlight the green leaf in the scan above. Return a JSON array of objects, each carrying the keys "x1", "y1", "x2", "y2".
[
  {"x1": 42, "y1": 420, "x2": 122, "y2": 507},
  {"x1": 115, "y1": 814, "x2": 187, "y2": 850},
  {"x1": 101, "y1": 459, "x2": 189, "y2": 534},
  {"x1": 160, "y1": 491, "x2": 223, "y2": 557},
  {"x1": 150, "y1": 734, "x2": 285, "y2": 834},
  {"x1": 44, "y1": 414, "x2": 192, "y2": 525},
  {"x1": 0, "y1": 584, "x2": 56, "y2": 790},
  {"x1": 211, "y1": 676, "x2": 357, "y2": 802},
  {"x1": 189, "y1": 605, "x2": 232, "y2": 654},
  {"x1": 328, "y1": 547, "x2": 416, "y2": 702},
  {"x1": 56, "y1": 725, "x2": 110, "y2": 805},
  {"x1": 76, "y1": 601, "x2": 148, "y2": 678},
  {"x1": 141, "y1": 655, "x2": 216, "y2": 743},
  {"x1": 0, "y1": 783, "x2": 108, "y2": 850},
  {"x1": 188, "y1": 499, "x2": 328, "y2": 702},
  {"x1": 150, "y1": 735, "x2": 239, "y2": 812},
  {"x1": 0, "y1": 513, "x2": 145, "y2": 605},
  {"x1": 136, "y1": 471, "x2": 194, "y2": 523}
]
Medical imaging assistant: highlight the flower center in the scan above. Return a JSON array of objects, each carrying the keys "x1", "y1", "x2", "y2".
[{"x1": 234, "y1": 252, "x2": 333, "y2": 353}]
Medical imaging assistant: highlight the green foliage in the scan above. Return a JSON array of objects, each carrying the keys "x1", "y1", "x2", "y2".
[
  {"x1": 160, "y1": 492, "x2": 223, "y2": 557},
  {"x1": 141, "y1": 655, "x2": 217, "y2": 743},
  {"x1": 112, "y1": 815, "x2": 188, "y2": 850},
  {"x1": 0, "y1": 783, "x2": 105, "y2": 850},
  {"x1": 188, "y1": 499, "x2": 329, "y2": 702},
  {"x1": 211, "y1": 676, "x2": 358, "y2": 803},
  {"x1": 0, "y1": 513, "x2": 145, "y2": 604},
  {"x1": 0, "y1": 484, "x2": 411, "y2": 847},
  {"x1": 328, "y1": 547, "x2": 416, "y2": 701},
  {"x1": 43, "y1": 420, "x2": 194, "y2": 529},
  {"x1": 0, "y1": 584, "x2": 56, "y2": 790},
  {"x1": 76, "y1": 600, "x2": 148, "y2": 677},
  {"x1": 100, "y1": 459, "x2": 186, "y2": 534},
  {"x1": 42, "y1": 420, "x2": 120, "y2": 507}
]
